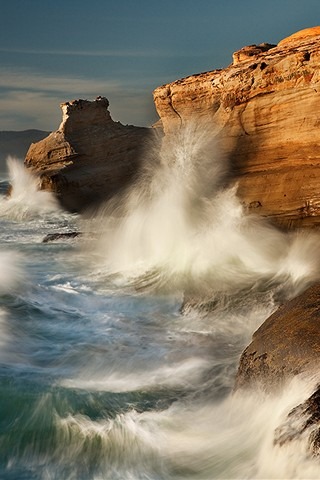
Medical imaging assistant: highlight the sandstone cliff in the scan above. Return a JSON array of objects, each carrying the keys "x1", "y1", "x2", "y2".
[
  {"x1": 154, "y1": 26, "x2": 320, "y2": 228},
  {"x1": 25, "y1": 97, "x2": 151, "y2": 212},
  {"x1": 25, "y1": 28, "x2": 320, "y2": 225}
]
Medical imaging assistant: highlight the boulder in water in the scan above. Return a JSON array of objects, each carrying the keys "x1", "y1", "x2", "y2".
[
  {"x1": 235, "y1": 281, "x2": 320, "y2": 455},
  {"x1": 235, "y1": 283, "x2": 320, "y2": 392}
]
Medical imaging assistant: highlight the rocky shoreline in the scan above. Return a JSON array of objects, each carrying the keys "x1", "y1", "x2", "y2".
[{"x1": 20, "y1": 26, "x2": 320, "y2": 454}]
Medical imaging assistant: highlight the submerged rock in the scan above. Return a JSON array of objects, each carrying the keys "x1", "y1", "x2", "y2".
[
  {"x1": 154, "y1": 27, "x2": 320, "y2": 229},
  {"x1": 25, "y1": 97, "x2": 152, "y2": 212}
]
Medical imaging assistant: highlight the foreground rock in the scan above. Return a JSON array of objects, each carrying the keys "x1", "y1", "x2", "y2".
[
  {"x1": 235, "y1": 281, "x2": 320, "y2": 454},
  {"x1": 25, "y1": 97, "x2": 152, "y2": 212},
  {"x1": 235, "y1": 283, "x2": 320, "y2": 392},
  {"x1": 154, "y1": 27, "x2": 320, "y2": 229},
  {"x1": 274, "y1": 385, "x2": 320, "y2": 455}
]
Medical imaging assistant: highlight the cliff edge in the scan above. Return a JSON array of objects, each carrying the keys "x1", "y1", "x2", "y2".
[{"x1": 154, "y1": 26, "x2": 320, "y2": 228}]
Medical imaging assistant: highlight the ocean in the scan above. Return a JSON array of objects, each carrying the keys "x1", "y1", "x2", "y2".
[{"x1": 1, "y1": 124, "x2": 320, "y2": 479}]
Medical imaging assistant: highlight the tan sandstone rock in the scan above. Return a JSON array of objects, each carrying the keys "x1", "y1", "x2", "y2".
[
  {"x1": 153, "y1": 27, "x2": 320, "y2": 228},
  {"x1": 25, "y1": 97, "x2": 151, "y2": 212}
]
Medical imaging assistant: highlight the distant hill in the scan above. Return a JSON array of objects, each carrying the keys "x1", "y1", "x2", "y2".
[{"x1": 0, "y1": 129, "x2": 50, "y2": 172}]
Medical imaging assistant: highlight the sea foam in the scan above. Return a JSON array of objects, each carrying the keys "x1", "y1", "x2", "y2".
[{"x1": 0, "y1": 156, "x2": 59, "y2": 220}]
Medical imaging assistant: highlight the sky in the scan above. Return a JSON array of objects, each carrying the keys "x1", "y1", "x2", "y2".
[{"x1": 0, "y1": 0, "x2": 319, "y2": 131}]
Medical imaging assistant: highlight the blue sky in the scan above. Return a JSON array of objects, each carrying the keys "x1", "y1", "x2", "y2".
[{"x1": 0, "y1": 0, "x2": 319, "y2": 131}]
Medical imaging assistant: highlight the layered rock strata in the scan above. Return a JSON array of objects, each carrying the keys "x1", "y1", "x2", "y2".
[
  {"x1": 153, "y1": 27, "x2": 320, "y2": 228},
  {"x1": 25, "y1": 97, "x2": 151, "y2": 212}
]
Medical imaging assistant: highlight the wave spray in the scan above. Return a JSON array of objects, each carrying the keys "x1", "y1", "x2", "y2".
[
  {"x1": 87, "y1": 121, "x2": 320, "y2": 298},
  {"x1": 0, "y1": 157, "x2": 59, "y2": 220}
]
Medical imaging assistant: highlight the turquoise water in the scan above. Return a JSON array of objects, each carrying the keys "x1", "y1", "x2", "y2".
[{"x1": 1, "y1": 147, "x2": 320, "y2": 479}]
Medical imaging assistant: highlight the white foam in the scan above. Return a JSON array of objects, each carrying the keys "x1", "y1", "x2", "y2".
[
  {"x1": 0, "y1": 156, "x2": 59, "y2": 220},
  {"x1": 53, "y1": 377, "x2": 320, "y2": 479},
  {"x1": 60, "y1": 356, "x2": 210, "y2": 393},
  {"x1": 0, "y1": 249, "x2": 23, "y2": 294}
]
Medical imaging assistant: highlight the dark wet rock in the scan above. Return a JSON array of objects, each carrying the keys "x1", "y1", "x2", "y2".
[
  {"x1": 42, "y1": 232, "x2": 81, "y2": 243},
  {"x1": 274, "y1": 384, "x2": 320, "y2": 455},
  {"x1": 235, "y1": 283, "x2": 320, "y2": 392}
]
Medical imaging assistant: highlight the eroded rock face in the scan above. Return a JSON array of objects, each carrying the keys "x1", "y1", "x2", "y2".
[
  {"x1": 25, "y1": 97, "x2": 152, "y2": 212},
  {"x1": 235, "y1": 283, "x2": 320, "y2": 392},
  {"x1": 153, "y1": 27, "x2": 320, "y2": 229}
]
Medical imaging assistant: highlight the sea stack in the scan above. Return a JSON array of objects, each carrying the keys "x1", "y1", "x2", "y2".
[{"x1": 25, "y1": 97, "x2": 151, "y2": 212}]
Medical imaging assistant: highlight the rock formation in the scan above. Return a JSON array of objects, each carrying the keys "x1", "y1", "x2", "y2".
[
  {"x1": 153, "y1": 26, "x2": 320, "y2": 229},
  {"x1": 25, "y1": 97, "x2": 152, "y2": 212},
  {"x1": 25, "y1": 28, "x2": 320, "y2": 225},
  {"x1": 235, "y1": 283, "x2": 320, "y2": 392},
  {"x1": 234, "y1": 281, "x2": 320, "y2": 454}
]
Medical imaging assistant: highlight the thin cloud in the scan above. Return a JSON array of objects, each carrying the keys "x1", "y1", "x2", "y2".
[
  {"x1": 0, "y1": 66, "x2": 124, "y2": 96},
  {"x1": 0, "y1": 46, "x2": 184, "y2": 58}
]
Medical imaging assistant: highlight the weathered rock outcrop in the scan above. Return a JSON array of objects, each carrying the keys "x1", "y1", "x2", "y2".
[
  {"x1": 235, "y1": 283, "x2": 320, "y2": 392},
  {"x1": 25, "y1": 28, "x2": 320, "y2": 224},
  {"x1": 153, "y1": 27, "x2": 320, "y2": 229},
  {"x1": 25, "y1": 97, "x2": 152, "y2": 212}
]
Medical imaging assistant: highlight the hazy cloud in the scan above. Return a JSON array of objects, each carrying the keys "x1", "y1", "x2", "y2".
[
  {"x1": 0, "y1": 46, "x2": 191, "y2": 59},
  {"x1": 0, "y1": 66, "x2": 158, "y2": 130},
  {"x1": 0, "y1": 66, "x2": 122, "y2": 96}
]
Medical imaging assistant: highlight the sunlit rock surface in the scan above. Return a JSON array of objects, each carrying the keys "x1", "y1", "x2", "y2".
[
  {"x1": 25, "y1": 28, "x2": 320, "y2": 224},
  {"x1": 154, "y1": 27, "x2": 320, "y2": 228},
  {"x1": 25, "y1": 97, "x2": 151, "y2": 212}
]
